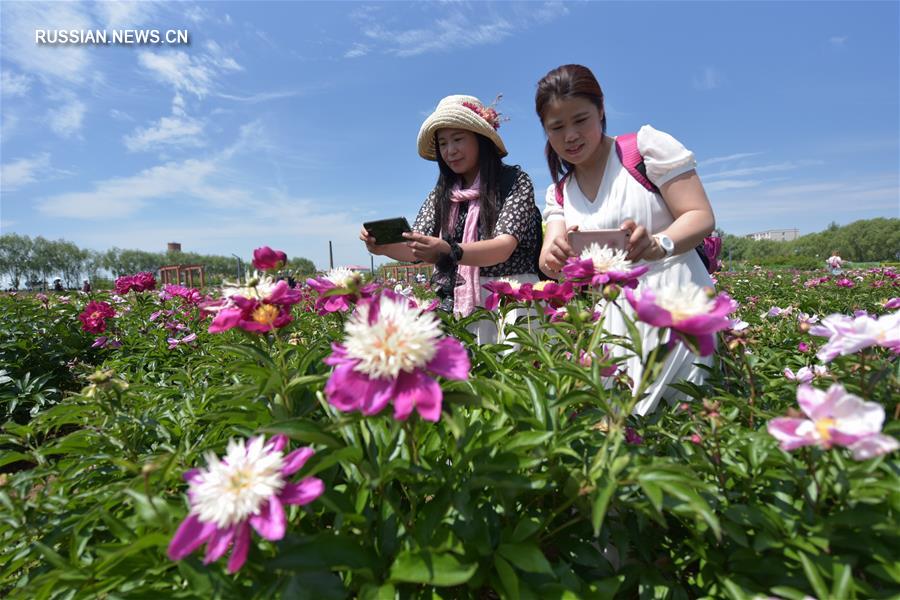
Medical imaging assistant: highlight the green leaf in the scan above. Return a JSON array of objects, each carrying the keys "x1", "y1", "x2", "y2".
[
  {"x1": 798, "y1": 552, "x2": 830, "y2": 600},
  {"x1": 494, "y1": 555, "x2": 519, "y2": 599},
  {"x1": 262, "y1": 419, "x2": 343, "y2": 448},
  {"x1": 831, "y1": 563, "x2": 852, "y2": 599},
  {"x1": 498, "y1": 543, "x2": 553, "y2": 574},
  {"x1": 389, "y1": 550, "x2": 477, "y2": 587},
  {"x1": 592, "y1": 475, "x2": 617, "y2": 536},
  {"x1": 504, "y1": 430, "x2": 553, "y2": 452}
]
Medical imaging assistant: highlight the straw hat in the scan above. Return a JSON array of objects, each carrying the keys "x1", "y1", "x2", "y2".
[{"x1": 417, "y1": 94, "x2": 508, "y2": 161}]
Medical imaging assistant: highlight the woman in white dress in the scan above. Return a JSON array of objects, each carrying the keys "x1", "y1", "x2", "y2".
[{"x1": 535, "y1": 64, "x2": 717, "y2": 415}]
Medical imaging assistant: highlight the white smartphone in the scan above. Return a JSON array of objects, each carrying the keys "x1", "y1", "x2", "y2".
[{"x1": 567, "y1": 229, "x2": 629, "y2": 255}]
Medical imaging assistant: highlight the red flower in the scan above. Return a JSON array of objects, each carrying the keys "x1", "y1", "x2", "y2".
[
  {"x1": 115, "y1": 272, "x2": 156, "y2": 294},
  {"x1": 79, "y1": 301, "x2": 116, "y2": 334}
]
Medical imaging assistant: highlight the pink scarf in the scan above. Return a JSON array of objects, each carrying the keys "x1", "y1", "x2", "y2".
[{"x1": 444, "y1": 174, "x2": 481, "y2": 317}]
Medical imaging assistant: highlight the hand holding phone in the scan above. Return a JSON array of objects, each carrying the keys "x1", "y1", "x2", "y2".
[
  {"x1": 567, "y1": 229, "x2": 629, "y2": 255},
  {"x1": 362, "y1": 217, "x2": 412, "y2": 245}
]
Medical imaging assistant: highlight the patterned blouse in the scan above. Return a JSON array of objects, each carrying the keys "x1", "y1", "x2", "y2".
[{"x1": 412, "y1": 165, "x2": 542, "y2": 278}]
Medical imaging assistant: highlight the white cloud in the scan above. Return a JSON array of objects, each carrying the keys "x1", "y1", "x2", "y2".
[
  {"x1": 705, "y1": 179, "x2": 763, "y2": 193},
  {"x1": 703, "y1": 160, "x2": 821, "y2": 180},
  {"x1": 47, "y1": 99, "x2": 87, "y2": 138},
  {"x1": 1, "y1": 153, "x2": 51, "y2": 191},
  {"x1": 137, "y1": 47, "x2": 242, "y2": 98},
  {"x1": 344, "y1": 43, "x2": 370, "y2": 59},
  {"x1": 699, "y1": 152, "x2": 763, "y2": 167},
  {"x1": 1, "y1": 70, "x2": 31, "y2": 96},
  {"x1": 0, "y1": 2, "x2": 93, "y2": 83},
  {"x1": 349, "y1": 3, "x2": 564, "y2": 58},
  {"x1": 92, "y1": 0, "x2": 158, "y2": 29},
  {"x1": 109, "y1": 109, "x2": 134, "y2": 122},
  {"x1": 693, "y1": 67, "x2": 721, "y2": 91},
  {"x1": 215, "y1": 90, "x2": 303, "y2": 103},
  {"x1": 124, "y1": 115, "x2": 204, "y2": 152},
  {"x1": 829, "y1": 35, "x2": 848, "y2": 47}
]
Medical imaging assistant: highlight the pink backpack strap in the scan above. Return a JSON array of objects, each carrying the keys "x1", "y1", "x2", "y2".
[
  {"x1": 554, "y1": 173, "x2": 569, "y2": 207},
  {"x1": 614, "y1": 132, "x2": 658, "y2": 193}
]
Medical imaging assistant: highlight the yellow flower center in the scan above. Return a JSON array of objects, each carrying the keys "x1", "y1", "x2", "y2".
[
  {"x1": 252, "y1": 304, "x2": 280, "y2": 326},
  {"x1": 815, "y1": 418, "x2": 835, "y2": 443},
  {"x1": 532, "y1": 281, "x2": 550, "y2": 292}
]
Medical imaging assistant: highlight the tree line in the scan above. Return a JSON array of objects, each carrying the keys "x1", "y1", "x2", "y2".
[
  {"x1": 0, "y1": 233, "x2": 318, "y2": 290},
  {"x1": 720, "y1": 218, "x2": 899, "y2": 266}
]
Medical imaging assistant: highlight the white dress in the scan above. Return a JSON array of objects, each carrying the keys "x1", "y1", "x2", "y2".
[{"x1": 543, "y1": 125, "x2": 713, "y2": 416}]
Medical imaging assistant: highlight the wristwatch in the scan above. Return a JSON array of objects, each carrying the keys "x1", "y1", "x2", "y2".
[{"x1": 653, "y1": 234, "x2": 675, "y2": 258}]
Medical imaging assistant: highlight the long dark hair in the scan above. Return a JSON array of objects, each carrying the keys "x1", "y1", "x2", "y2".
[
  {"x1": 534, "y1": 64, "x2": 607, "y2": 188},
  {"x1": 433, "y1": 132, "x2": 503, "y2": 239}
]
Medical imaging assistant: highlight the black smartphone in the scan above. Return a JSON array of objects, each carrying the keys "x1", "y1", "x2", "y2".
[{"x1": 363, "y1": 217, "x2": 412, "y2": 245}]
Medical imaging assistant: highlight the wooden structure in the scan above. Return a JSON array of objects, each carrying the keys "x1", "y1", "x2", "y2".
[
  {"x1": 159, "y1": 264, "x2": 206, "y2": 288},
  {"x1": 379, "y1": 263, "x2": 433, "y2": 284}
]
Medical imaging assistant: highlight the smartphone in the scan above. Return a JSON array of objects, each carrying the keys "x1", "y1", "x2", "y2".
[
  {"x1": 568, "y1": 229, "x2": 629, "y2": 255},
  {"x1": 363, "y1": 217, "x2": 413, "y2": 245}
]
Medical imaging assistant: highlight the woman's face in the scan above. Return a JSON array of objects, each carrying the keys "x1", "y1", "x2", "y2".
[
  {"x1": 437, "y1": 128, "x2": 479, "y2": 184},
  {"x1": 542, "y1": 96, "x2": 604, "y2": 167}
]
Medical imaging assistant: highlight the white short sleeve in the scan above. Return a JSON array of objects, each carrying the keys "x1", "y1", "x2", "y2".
[
  {"x1": 636, "y1": 125, "x2": 697, "y2": 188},
  {"x1": 542, "y1": 183, "x2": 565, "y2": 223}
]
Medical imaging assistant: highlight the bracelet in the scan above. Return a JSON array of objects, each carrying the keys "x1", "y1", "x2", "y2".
[{"x1": 436, "y1": 239, "x2": 464, "y2": 271}]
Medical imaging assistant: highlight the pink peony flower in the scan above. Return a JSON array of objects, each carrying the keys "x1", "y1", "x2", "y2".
[
  {"x1": 767, "y1": 384, "x2": 899, "y2": 460},
  {"x1": 809, "y1": 312, "x2": 900, "y2": 362},
  {"x1": 160, "y1": 284, "x2": 204, "y2": 305},
  {"x1": 306, "y1": 267, "x2": 377, "y2": 315},
  {"x1": 79, "y1": 301, "x2": 116, "y2": 334},
  {"x1": 625, "y1": 427, "x2": 643, "y2": 445},
  {"x1": 521, "y1": 280, "x2": 575, "y2": 307},
  {"x1": 884, "y1": 297, "x2": 900, "y2": 310},
  {"x1": 168, "y1": 332, "x2": 198, "y2": 349},
  {"x1": 252, "y1": 246, "x2": 288, "y2": 271},
  {"x1": 625, "y1": 282, "x2": 738, "y2": 356},
  {"x1": 324, "y1": 293, "x2": 470, "y2": 422},
  {"x1": 167, "y1": 435, "x2": 324, "y2": 573},
  {"x1": 115, "y1": 272, "x2": 156, "y2": 295},
  {"x1": 483, "y1": 278, "x2": 527, "y2": 311},
  {"x1": 563, "y1": 243, "x2": 648, "y2": 289},
  {"x1": 798, "y1": 342, "x2": 810, "y2": 353},
  {"x1": 703, "y1": 236, "x2": 722, "y2": 274},
  {"x1": 783, "y1": 366, "x2": 815, "y2": 383},
  {"x1": 835, "y1": 278, "x2": 854, "y2": 288}
]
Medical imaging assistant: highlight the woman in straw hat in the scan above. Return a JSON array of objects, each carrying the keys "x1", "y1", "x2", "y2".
[{"x1": 360, "y1": 94, "x2": 542, "y2": 343}]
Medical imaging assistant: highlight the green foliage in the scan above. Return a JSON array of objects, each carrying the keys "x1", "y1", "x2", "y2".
[
  {"x1": 0, "y1": 265, "x2": 898, "y2": 598},
  {"x1": 722, "y1": 218, "x2": 900, "y2": 265}
]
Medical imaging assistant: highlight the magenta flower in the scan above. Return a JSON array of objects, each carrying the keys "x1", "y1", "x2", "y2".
[
  {"x1": 767, "y1": 384, "x2": 899, "y2": 460},
  {"x1": 625, "y1": 427, "x2": 644, "y2": 445},
  {"x1": 835, "y1": 278, "x2": 854, "y2": 288},
  {"x1": 703, "y1": 236, "x2": 723, "y2": 273},
  {"x1": 809, "y1": 312, "x2": 900, "y2": 362},
  {"x1": 798, "y1": 342, "x2": 810, "y2": 353},
  {"x1": 252, "y1": 246, "x2": 288, "y2": 271},
  {"x1": 521, "y1": 280, "x2": 575, "y2": 307},
  {"x1": 483, "y1": 278, "x2": 527, "y2": 311},
  {"x1": 324, "y1": 293, "x2": 470, "y2": 422},
  {"x1": 306, "y1": 267, "x2": 377, "y2": 315},
  {"x1": 563, "y1": 243, "x2": 648, "y2": 289},
  {"x1": 167, "y1": 435, "x2": 324, "y2": 573},
  {"x1": 115, "y1": 272, "x2": 156, "y2": 294},
  {"x1": 625, "y1": 282, "x2": 737, "y2": 356},
  {"x1": 79, "y1": 301, "x2": 116, "y2": 334},
  {"x1": 207, "y1": 279, "x2": 302, "y2": 334}
]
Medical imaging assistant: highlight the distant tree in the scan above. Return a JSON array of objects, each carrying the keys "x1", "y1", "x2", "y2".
[{"x1": 0, "y1": 233, "x2": 33, "y2": 289}]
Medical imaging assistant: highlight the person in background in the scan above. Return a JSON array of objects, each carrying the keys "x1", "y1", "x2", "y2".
[{"x1": 826, "y1": 251, "x2": 844, "y2": 275}]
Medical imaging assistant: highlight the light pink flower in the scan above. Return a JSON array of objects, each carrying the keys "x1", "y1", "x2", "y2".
[
  {"x1": 809, "y1": 312, "x2": 900, "y2": 362},
  {"x1": 324, "y1": 293, "x2": 469, "y2": 422},
  {"x1": 783, "y1": 367, "x2": 815, "y2": 383},
  {"x1": 625, "y1": 282, "x2": 738, "y2": 356},
  {"x1": 885, "y1": 297, "x2": 900, "y2": 310},
  {"x1": 167, "y1": 435, "x2": 323, "y2": 573},
  {"x1": 767, "y1": 384, "x2": 898, "y2": 460}
]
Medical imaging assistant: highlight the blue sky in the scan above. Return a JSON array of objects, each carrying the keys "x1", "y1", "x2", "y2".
[{"x1": 1, "y1": 1, "x2": 897, "y2": 270}]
